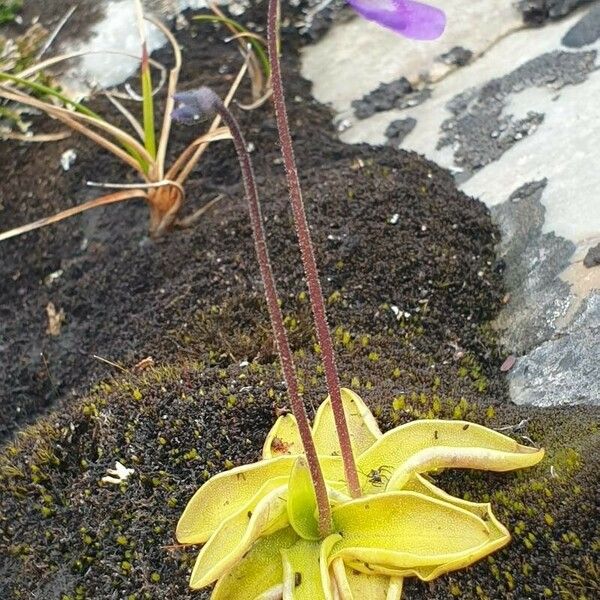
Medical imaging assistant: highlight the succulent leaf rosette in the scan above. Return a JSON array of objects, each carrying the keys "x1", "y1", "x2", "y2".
[{"x1": 177, "y1": 390, "x2": 544, "y2": 598}]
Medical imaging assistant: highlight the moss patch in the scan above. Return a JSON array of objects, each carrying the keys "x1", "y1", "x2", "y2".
[{"x1": 0, "y1": 360, "x2": 598, "y2": 599}]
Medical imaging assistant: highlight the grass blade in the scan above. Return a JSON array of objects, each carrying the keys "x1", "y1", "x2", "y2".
[
  {"x1": 12, "y1": 49, "x2": 167, "y2": 84},
  {"x1": 0, "y1": 87, "x2": 150, "y2": 175},
  {"x1": 147, "y1": 15, "x2": 182, "y2": 179},
  {"x1": 0, "y1": 72, "x2": 100, "y2": 119},
  {"x1": 135, "y1": 0, "x2": 156, "y2": 159},
  {"x1": 0, "y1": 189, "x2": 148, "y2": 242},
  {"x1": 140, "y1": 45, "x2": 156, "y2": 158},
  {"x1": 194, "y1": 14, "x2": 270, "y2": 80}
]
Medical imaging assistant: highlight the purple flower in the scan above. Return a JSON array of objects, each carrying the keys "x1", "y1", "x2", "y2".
[{"x1": 348, "y1": 0, "x2": 446, "y2": 40}]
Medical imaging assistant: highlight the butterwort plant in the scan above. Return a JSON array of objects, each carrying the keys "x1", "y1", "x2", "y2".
[{"x1": 171, "y1": 1, "x2": 544, "y2": 598}]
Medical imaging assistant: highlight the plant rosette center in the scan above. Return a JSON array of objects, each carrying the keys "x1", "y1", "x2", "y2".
[{"x1": 176, "y1": 389, "x2": 544, "y2": 599}]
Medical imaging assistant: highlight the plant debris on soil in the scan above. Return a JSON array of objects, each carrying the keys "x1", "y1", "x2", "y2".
[{"x1": 1, "y1": 1, "x2": 598, "y2": 599}]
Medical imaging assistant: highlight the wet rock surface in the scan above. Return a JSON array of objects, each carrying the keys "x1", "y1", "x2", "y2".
[{"x1": 303, "y1": 1, "x2": 600, "y2": 407}]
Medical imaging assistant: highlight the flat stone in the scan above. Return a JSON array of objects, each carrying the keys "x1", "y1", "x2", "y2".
[{"x1": 562, "y1": 3, "x2": 600, "y2": 46}]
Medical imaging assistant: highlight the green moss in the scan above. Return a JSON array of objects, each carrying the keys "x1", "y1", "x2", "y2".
[
  {"x1": 0, "y1": 3, "x2": 21, "y2": 26},
  {"x1": 0, "y1": 264, "x2": 597, "y2": 600}
]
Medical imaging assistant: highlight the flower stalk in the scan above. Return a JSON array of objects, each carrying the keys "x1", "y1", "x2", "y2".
[
  {"x1": 266, "y1": 0, "x2": 361, "y2": 498},
  {"x1": 172, "y1": 88, "x2": 332, "y2": 537}
]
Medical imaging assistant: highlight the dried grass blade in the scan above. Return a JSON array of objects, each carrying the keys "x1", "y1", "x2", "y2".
[
  {"x1": 0, "y1": 130, "x2": 71, "y2": 142},
  {"x1": 0, "y1": 190, "x2": 148, "y2": 242},
  {"x1": 237, "y1": 87, "x2": 273, "y2": 111},
  {"x1": 165, "y1": 127, "x2": 232, "y2": 181},
  {"x1": 14, "y1": 50, "x2": 166, "y2": 84},
  {"x1": 0, "y1": 87, "x2": 153, "y2": 170},
  {"x1": 104, "y1": 92, "x2": 145, "y2": 139},
  {"x1": 148, "y1": 15, "x2": 183, "y2": 178}
]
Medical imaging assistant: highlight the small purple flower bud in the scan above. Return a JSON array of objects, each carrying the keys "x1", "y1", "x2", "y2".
[
  {"x1": 172, "y1": 87, "x2": 221, "y2": 125},
  {"x1": 348, "y1": 0, "x2": 446, "y2": 40},
  {"x1": 171, "y1": 103, "x2": 201, "y2": 125}
]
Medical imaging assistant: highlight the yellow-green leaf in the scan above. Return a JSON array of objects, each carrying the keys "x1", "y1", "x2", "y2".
[
  {"x1": 313, "y1": 388, "x2": 382, "y2": 457},
  {"x1": 404, "y1": 474, "x2": 509, "y2": 545},
  {"x1": 263, "y1": 414, "x2": 303, "y2": 459},
  {"x1": 331, "y1": 557, "x2": 389, "y2": 600},
  {"x1": 331, "y1": 491, "x2": 493, "y2": 579},
  {"x1": 357, "y1": 419, "x2": 543, "y2": 494},
  {"x1": 288, "y1": 457, "x2": 320, "y2": 541},
  {"x1": 382, "y1": 475, "x2": 510, "y2": 580},
  {"x1": 189, "y1": 485, "x2": 289, "y2": 589},
  {"x1": 281, "y1": 535, "x2": 340, "y2": 599},
  {"x1": 177, "y1": 457, "x2": 293, "y2": 544},
  {"x1": 177, "y1": 455, "x2": 344, "y2": 544},
  {"x1": 212, "y1": 527, "x2": 298, "y2": 600}
]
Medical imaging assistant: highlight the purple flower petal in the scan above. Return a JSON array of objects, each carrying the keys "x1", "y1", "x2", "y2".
[
  {"x1": 171, "y1": 102, "x2": 200, "y2": 125},
  {"x1": 348, "y1": 0, "x2": 446, "y2": 40}
]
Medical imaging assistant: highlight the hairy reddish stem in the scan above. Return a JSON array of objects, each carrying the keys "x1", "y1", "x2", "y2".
[
  {"x1": 185, "y1": 89, "x2": 333, "y2": 536},
  {"x1": 267, "y1": 0, "x2": 361, "y2": 498}
]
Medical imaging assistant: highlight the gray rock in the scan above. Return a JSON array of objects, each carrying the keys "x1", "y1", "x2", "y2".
[
  {"x1": 509, "y1": 292, "x2": 600, "y2": 405},
  {"x1": 491, "y1": 180, "x2": 599, "y2": 406},
  {"x1": 583, "y1": 242, "x2": 600, "y2": 267},
  {"x1": 352, "y1": 77, "x2": 413, "y2": 119},
  {"x1": 438, "y1": 46, "x2": 473, "y2": 67},
  {"x1": 384, "y1": 117, "x2": 417, "y2": 147},
  {"x1": 518, "y1": 0, "x2": 595, "y2": 25},
  {"x1": 492, "y1": 180, "x2": 575, "y2": 354},
  {"x1": 562, "y1": 4, "x2": 600, "y2": 46}
]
